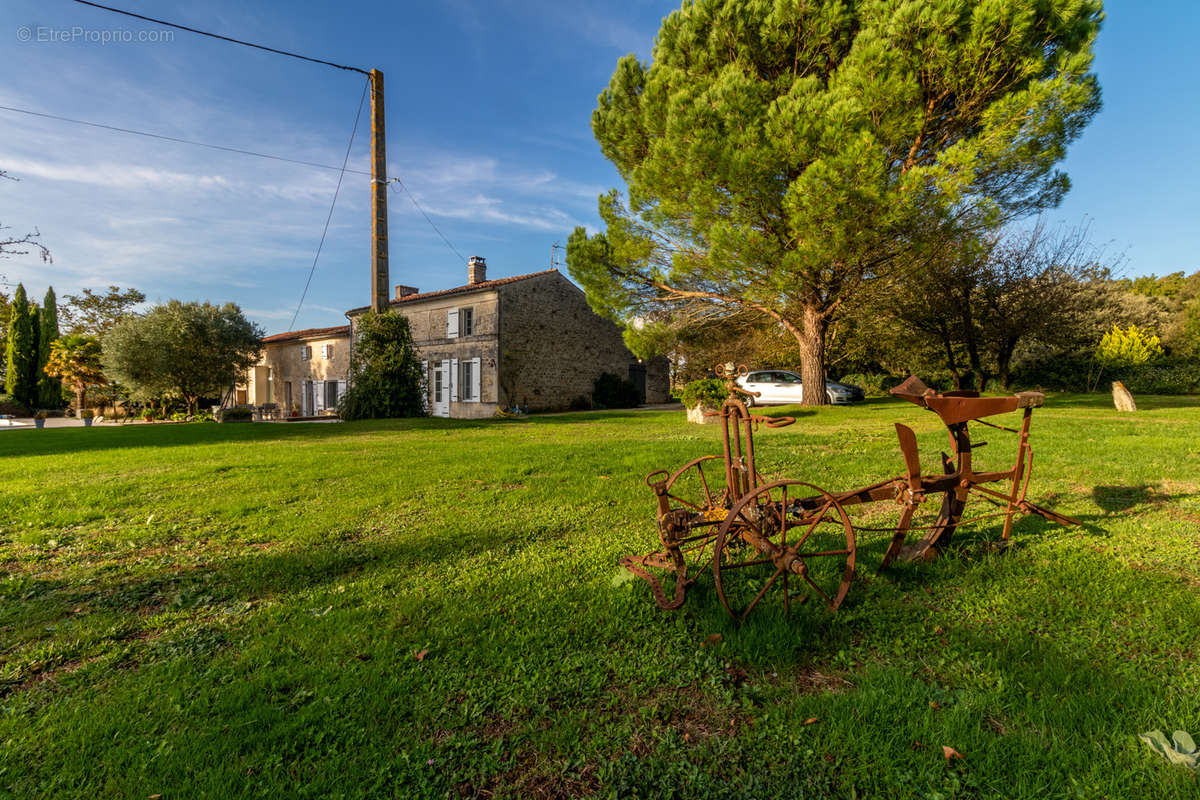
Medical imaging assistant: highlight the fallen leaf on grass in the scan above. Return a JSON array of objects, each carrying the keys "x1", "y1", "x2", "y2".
[
  {"x1": 1139, "y1": 729, "x2": 1198, "y2": 770},
  {"x1": 804, "y1": 717, "x2": 819, "y2": 725},
  {"x1": 942, "y1": 746, "x2": 964, "y2": 762},
  {"x1": 148, "y1": 795, "x2": 162, "y2": 799},
  {"x1": 414, "y1": 649, "x2": 428, "y2": 661},
  {"x1": 929, "y1": 701, "x2": 940, "y2": 710},
  {"x1": 701, "y1": 633, "x2": 723, "y2": 647}
]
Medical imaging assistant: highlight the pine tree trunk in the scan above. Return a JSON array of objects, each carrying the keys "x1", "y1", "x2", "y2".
[{"x1": 793, "y1": 304, "x2": 829, "y2": 406}]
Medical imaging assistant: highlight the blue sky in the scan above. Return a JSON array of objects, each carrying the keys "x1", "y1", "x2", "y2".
[{"x1": 1, "y1": 0, "x2": 1196, "y2": 334}]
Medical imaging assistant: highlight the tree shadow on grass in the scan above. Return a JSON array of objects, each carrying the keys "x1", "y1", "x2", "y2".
[
  {"x1": 1091, "y1": 484, "x2": 1200, "y2": 513},
  {"x1": 0, "y1": 416, "x2": 518, "y2": 459}
]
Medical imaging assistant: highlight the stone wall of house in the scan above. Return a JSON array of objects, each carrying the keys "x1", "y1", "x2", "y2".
[
  {"x1": 246, "y1": 333, "x2": 350, "y2": 412},
  {"x1": 387, "y1": 290, "x2": 501, "y2": 418},
  {"x1": 644, "y1": 355, "x2": 671, "y2": 404},
  {"x1": 498, "y1": 272, "x2": 670, "y2": 410},
  {"x1": 399, "y1": 292, "x2": 500, "y2": 345}
]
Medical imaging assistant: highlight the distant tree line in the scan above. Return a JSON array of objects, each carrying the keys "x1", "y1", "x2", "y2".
[
  {"x1": 2, "y1": 282, "x2": 262, "y2": 417},
  {"x1": 661, "y1": 218, "x2": 1200, "y2": 396}
]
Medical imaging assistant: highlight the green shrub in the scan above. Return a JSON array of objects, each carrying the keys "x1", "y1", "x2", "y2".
[
  {"x1": 592, "y1": 372, "x2": 641, "y2": 409},
  {"x1": 1011, "y1": 353, "x2": 1200, "y2": 394},
  {"x1": 678, "y1": 378, "x2": 730, "y2": 409},
  {"x1": 0, "y1": 394, "x2": 30, "y2": 416},
  {"x1": 340, "y1": 311, "x2": 425, "y2": 420},
  {"x1": 218, "y1": 406, "x2": 254, "y2": 423},
  {"x1": 567, "y1": 395, "x2": 593, "y2": 411},
  {"x1": 838, "y1": 373, "x2": 901, "y2": 397},
  {"x1": 1119, "y1": 360, "x2": 1200, "y2": 394},
  {"x1": 1097, "y1": 324, "x2": 1164, "y2": 367}
]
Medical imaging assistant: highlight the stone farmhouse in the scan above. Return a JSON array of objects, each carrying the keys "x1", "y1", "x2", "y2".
[
  {"x1": 238, "y1": 325, "x2": 350, "y2": 415},
  {"x1": 349, "y1": 257, "x2": 669, "y2": 418},
  {"x1": 238, "y1": 257, "x2": 668, "y2": 418}
]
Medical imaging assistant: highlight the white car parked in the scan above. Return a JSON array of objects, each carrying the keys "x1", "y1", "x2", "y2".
[{"x1": 735, "y1": 370, "x2": 863, "y2": 406}]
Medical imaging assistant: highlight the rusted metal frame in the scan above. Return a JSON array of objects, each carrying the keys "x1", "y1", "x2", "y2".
[{"x1": 1000, "y1": 407, "x2": 1034, "y2": 540}]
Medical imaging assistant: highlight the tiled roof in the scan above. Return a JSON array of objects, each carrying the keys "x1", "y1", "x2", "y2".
[
  {"x1": 261, "y1": 324, "x2": 350, "y2": 344},
  {"x1": 345, "y1": 269, "x2": 559, "y2": 315}
]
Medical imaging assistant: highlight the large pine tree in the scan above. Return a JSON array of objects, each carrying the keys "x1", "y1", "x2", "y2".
[
  {"x1": 568, "y1": 0, "x2": 1103, "y2": 404},
  {"x1": 4, "y1": 283, "x2": 38, "y2": 408},
  {"x1": 38, "y1": 286, "x2": 63, "y2": 408}
]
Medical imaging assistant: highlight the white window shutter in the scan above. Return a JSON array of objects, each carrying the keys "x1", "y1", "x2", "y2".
[
  {"x1": 300, "y1": 345, "x2": 308, "y2": 361},
  {"x1": 471, "y1": 357, "x2": 481, "y2": 401},
  {"x1": 337, "y1": 380, "x2": 346, "y2": 401},
  {"x1": 313, "y1": 382, "x2": 323, "y2": 413},
  {"x1": 447, "y1": 309, "x2": 459, "y2": 339},
  {"x1": 450, "y1": 358, "x2": 459, "y2": 401}
]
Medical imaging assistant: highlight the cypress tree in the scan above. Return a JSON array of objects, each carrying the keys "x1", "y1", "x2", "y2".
[
  {"x1": 38, "y1": 287, "x2": 63, "y2": 407},
  {"x1": 4, "y1": 284, "x2": 37, "y2": 408}
]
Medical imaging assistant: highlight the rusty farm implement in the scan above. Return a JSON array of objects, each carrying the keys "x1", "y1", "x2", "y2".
[{"x1": 620, "y1": 366, "x2": 1080, "y2": 621}]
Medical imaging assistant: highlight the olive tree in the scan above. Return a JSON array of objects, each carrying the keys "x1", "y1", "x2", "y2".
[{"x1": 103, "y1": 300, "x2": 262, "y2": 415}]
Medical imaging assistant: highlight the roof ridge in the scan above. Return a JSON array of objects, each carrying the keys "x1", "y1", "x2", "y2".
[
  {"x1": 262, "y1": 324, "x2": 350, "y2": 343},
  {"x1": 345, "y1": 268, "x2": 560, "y2": 315}
]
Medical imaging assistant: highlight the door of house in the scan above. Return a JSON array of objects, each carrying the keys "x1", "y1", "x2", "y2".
[
  {"x1": 628, "y1": 363, "x2": 647, "y2": 404},
  {"x1": 303, "y1": 381, "x2": 315, "y2": 416},
  {"x1": 432, "y1": 361, "x2": 450, "y2": 417}
]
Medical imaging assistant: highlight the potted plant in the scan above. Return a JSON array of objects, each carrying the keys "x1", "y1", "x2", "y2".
[
  {"x1": 80, "y1": 408, "x2": 95, "y2": 427},
  {"x1": 34, "y1": 410, "x2": 47, "y2": 429},
  {"x1": 142, "y1": 408, "x2": 156, "y2": 423},
  {"x1": 678, "y1": 378, "x2": 730, "y2": 424}
]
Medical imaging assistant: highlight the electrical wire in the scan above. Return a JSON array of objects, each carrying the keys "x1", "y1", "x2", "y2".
[
  {"x1": 289, "y1": 76, "x2": 369, "y2": 330},
  {"x1": 1, "y1": 103, "x2": 470, "y2": 279},
  {"x1": 390, "y1": 179, "x2": 467, "y2": 266},
  {"x1": 0, "y1": 103, "x2": 372, "y2": 176},
  {"x1": 71, "y1": 0, "x2": 369, "y2": 75}
]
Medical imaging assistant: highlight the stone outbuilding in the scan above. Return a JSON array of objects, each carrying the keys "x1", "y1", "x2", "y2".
[
  {"x1": 237, "y1": 325, "x2": 350, "y2": 415},
  {"x1": 346, "y1": 257, "x2": 669, "y2": 418}
]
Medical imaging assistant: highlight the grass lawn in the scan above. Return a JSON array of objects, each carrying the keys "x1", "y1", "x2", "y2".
[{"x1": 2, "y1": 396, "x2": 1199, "y2": 798}]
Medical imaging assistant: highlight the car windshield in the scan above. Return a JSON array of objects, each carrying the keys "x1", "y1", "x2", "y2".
[{"x1": 775, "y1": 372, "x2": 801, "y2": 383}]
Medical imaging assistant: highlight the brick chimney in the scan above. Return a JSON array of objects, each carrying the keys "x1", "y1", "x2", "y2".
[
  {"x1": 468, "y1": 255, "x2": 487, "y2": 285},
  {"x1": 394, "y1": 284, "x2": 419, "y2": 300}
]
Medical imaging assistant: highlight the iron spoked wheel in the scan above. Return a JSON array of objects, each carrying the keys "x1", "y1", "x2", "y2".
[
  {"x1": 644, "y1": 456, "x2": 730, "y2": 594},
  {"x1": 712, "y1": 480, "x2": 856, "y2": 621}
]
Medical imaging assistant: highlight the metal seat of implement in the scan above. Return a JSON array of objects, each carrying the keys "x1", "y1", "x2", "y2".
[{"x1": 889, "y1": 375, "x2": 1043, "y2": 426}]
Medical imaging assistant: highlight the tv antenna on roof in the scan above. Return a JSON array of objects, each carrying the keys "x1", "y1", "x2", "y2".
[{"x1": 551, "y1": 241, "x2": 564, "y2": 269}]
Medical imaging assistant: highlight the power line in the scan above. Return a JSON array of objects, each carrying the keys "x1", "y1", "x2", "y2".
[
  {"x1": 389, "y1": 179, "x2": 467, "y2": 266},
  {"x1": 290, "y1": 77, "x2": 369, "y2": 330},
  {"x1": 71, "y1": 0, "x2": 369, "y2": 75},
  {"x1": 0, "y1": 103, "x2": 372, "y2": 176},
  {"x1": 1, "y1": 103, "x2": 467, "y2": 270}
]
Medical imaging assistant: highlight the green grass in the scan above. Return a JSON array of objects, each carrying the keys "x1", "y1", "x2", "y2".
[{"x1": 1, "y1": 396, "x2": 1199, "y2": 799}]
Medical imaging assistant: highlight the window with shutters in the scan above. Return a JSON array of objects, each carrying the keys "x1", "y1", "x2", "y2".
[
  {"x1": 324, "y1": 380, "x2": 339, "y2": 408},
  {"x1": 321, "y1": 343, "x2": 333, "y2": 360},
  {"x1": 460, "y1": 307, "x2": 474, "y2": 336},
  {"x1": 300, "y1": 344, "x2": 312, "y2": 361},
  {"x1": 458, "y1": 358, "x2": 482, "y2": 402}
]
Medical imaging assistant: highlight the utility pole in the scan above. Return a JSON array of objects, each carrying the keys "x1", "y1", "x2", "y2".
[{"x1": 370, "y1": 69, "x2": 389, "y2": 313}]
